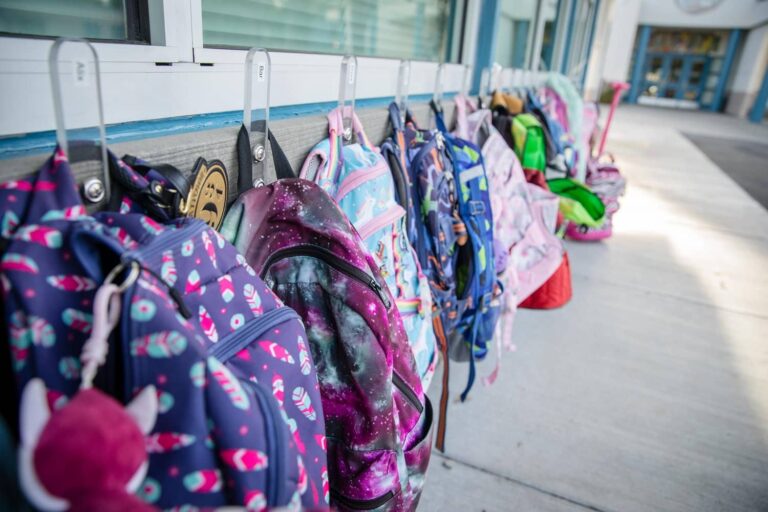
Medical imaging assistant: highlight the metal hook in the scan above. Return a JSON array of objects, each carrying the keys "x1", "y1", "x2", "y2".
[
  {"x1": 460, "y1": 64, "x2": 472, "y2": 97},
  {"x1": 48, "y1": 38, "x2": 109, "y2": 204},
  {"x1": 395, "y1": 59, "x2": 410, "y2": 124},
  {"x1": 432, "y1": 63, "x2": 446, "y2": 112},
  {"x1": 243, "y1": 48, "x2": 271, "y2": 187},
  {"x1": 338, "y1": 55, "x2": 357, "y2": 143}
]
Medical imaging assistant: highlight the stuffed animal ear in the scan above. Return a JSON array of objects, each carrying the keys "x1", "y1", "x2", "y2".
[
  {"x1": 125, "y1": 385, "x2": 157, "y2": 435},
  {"x1": 19, "y1": 379, "x2": 50, "y2": 448},
  {"x1": 18, "y1": 379, "x2": 69, "y2": 511}
]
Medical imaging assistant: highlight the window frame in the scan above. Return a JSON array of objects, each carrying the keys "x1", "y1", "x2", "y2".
[{"x1": 0, "y1": 0, "x2": 475, "y2": 141}]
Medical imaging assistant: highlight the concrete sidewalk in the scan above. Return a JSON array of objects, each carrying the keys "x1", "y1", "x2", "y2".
[{"x1": 419, "y1": 106, "x2": 768, "y2": 512}]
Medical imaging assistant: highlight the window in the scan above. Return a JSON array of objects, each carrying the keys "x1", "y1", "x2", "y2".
[
  {"x1": 0, "y1": 0, "x2": 149, "y2": 42},
  {"x1": 495, "y1": 0, "x2": 536, "y2": 69},
  {"x1": 201, "y1": 0, "x2": 454, "y2": 62}
]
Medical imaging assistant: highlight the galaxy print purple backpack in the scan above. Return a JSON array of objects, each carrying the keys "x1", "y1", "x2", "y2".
[
  {"x1": 0, "y1": 149, "x2": 327, "y2": 510},
  {"x1": 221, "y1": 178, "x2": 433, "y2": 512}
]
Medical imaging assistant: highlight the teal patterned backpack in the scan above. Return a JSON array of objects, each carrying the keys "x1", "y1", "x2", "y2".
[{"x1": 300, "y1": 107, "x2": 438, "y2": 391}]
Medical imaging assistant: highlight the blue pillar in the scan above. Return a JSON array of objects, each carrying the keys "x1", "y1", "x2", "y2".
[
  {"x1": 472, "y1": 0, "x2": 501, "y2": 94},
  {"x1": 628, "y1": 25, "x2": 652, "y2": 103},
  {"x1": 749, "y1": 66, "x2": 768, "y2": 123},
  {"x1": 710, "y1": 29, "x2": 742, "y2": 112},
  {"x1": 579, "y1": 0, "x2": 602, "y2": 91},
  {"x1": 559, "y1": 0, "x2": 579, "y2": 74}
]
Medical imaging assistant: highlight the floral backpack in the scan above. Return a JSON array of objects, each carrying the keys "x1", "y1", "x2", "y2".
[
  {"x1": 299, "y1": 107, "x2": 437, "y2": 391},
  {"x1": 0, "y1": 149, "x2": 327, "y2": 510}
]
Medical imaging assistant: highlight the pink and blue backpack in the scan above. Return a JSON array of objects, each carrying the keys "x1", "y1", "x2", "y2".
[
  {"x1": 299, "y1": 107, "x2": 437, "y2": 392},
  {"x1": 0, "y1": 149, "x2": 327, "y2": 510}
]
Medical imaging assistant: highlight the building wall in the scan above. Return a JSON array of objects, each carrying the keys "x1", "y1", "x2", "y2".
[
  {"x1": 726, "y1": 24, "x2": 768, "y2": 117},
  {"x1": 638, "y1": 0, "x2": 768, "y2": 29},
  {"x1": 598, "y1": 0, "x2": 641, "y2": 84},
  {"x1": 587, "y1": 0, "x2": 768, "y2": 116}
]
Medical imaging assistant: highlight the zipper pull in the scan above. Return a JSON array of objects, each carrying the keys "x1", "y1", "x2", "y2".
[
  {"x1": 436, "y1": 132, "x2": 445, "y2": 150},
  {"x1": 370, "y1": 278, "x2": 391, "y2": 309}
]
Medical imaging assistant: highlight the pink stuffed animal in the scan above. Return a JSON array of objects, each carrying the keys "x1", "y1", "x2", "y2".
[{"x1": 18, "y1": 379, "x2": 158, "y2": 512}]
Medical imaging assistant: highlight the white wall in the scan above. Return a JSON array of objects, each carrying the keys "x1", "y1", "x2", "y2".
[
  {"x1": 599, "y1": 0, "x2": 641, "y2": 83},
  {"x1": 638, "y1": 0, "x2": 768, "y2": 29},
  {"x1": 726, "y1": 24, "x2": 768, "y2": 116},
  {"x1": 583, "y1": 0, "x2": 618, "y2": 100}
]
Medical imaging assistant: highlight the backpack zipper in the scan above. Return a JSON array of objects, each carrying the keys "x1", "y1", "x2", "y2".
[
  {"x1": 356, "y1": 204, "x2": 406, "y2": 241},
  {"x1": 330, "y1": 489, "x2": 395, "y2": 510},
  {"x1": 259, "y1": 244, "x2": 391, "y2": 309},
  {"x1": 209, "y1": 307, "x2": 300, "y2": 362},
  {"x1": 244, "y1": 379, "x2": 287, "y2": 507},
  {"x1": 334, "y1": 161, "x2": 389, "y2": 203},
  {"x1": 260, "y1": 244, "x2": 424, "y2": 412},
  {"x1": 392, "y1": 372, "x2": 423, "y2": 414}
]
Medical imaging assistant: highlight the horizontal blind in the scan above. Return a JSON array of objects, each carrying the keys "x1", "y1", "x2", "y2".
[
  {"x1": 0, "y1": 0, "x2": 127, "y2": 40},
  {"x1": 202, "y1": 0, "x2": 451, "y2": 62}
]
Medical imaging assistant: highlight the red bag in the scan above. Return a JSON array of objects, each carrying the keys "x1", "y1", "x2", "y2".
[{"x1": 519, "y1": 250, "x2": 572, "y2": 309}]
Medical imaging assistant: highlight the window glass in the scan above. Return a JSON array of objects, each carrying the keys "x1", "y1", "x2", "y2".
[
  {"x1": 202, "y1": 0, "x2": 453, "y2": 62},
  {"x1": 539, "y1": 0, "x2": 560, "y2": 70},
  {"x1": 495, "y1": 0, "x2": 537, "y2": 68},
  {"x1": 0, "y1": 0, "x2": 134, "y2": 41}
]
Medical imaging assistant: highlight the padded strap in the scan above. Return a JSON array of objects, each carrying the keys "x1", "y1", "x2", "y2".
[
  {"x1": 430, "y1": 99, "x2": 448, "y2": 134},
  {"x1": 237, "y1": 121, "x2": 296, "y2": 194}
]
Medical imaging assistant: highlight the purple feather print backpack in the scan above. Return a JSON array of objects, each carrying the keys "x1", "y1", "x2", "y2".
[
  {"x1": 221, "y1": 178, "x2": 433, "y2": 512},
  {"x1": 0, "y1": 149, "x2": 327, "y2": 510}
]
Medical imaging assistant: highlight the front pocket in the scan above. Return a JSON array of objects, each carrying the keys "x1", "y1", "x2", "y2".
[
  {"x1": 402, "y1": 398, "x2": 434, "y2": 509},
  {"x1": 326, "y1": 443, "x2": 399, "y2": 511}
]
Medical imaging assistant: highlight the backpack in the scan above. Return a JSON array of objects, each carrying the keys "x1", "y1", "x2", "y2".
[
  {"x1": 221, "y1": 178, "x2": 432, "y2": 512},
  {"x1": 565, "y1": 159, "x2": 626, "y2": 241},
  {"x1": 431, "y1": 101, "x2": 502, "y2": 402},
  {"x1": 518, "y1": 170, "x2": 573, "y2": 310},
  {"x1": 546, "y1": 177, "x2": 606, "y2": 228},
  {"x1": 511, "y1": 113, "x2": 548, "y2": 172},
  {"x1": 299, "y1": 107, "x2": 437, "y2": 391},
  {"x1": 382, "y1": 102, "x2": 463, "y2": 452},
  {"x1": 453, "y1": 95, "x2": 565, "y2": 378},
  {"x1": 0, "y1": 149, "x2": 327, "y2": 510}
]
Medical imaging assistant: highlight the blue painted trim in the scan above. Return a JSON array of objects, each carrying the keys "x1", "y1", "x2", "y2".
[
  {"x1": 559, "y1": 0, "x2": 579, "y2": 74},
  {"x1": 579, "y1": 0, "x2": 601, "y2": 91},
  {"x1": 675, "y1": 56, "x2": 695, "y2": 100},
  {"x1": 471, "y1": 0, "x2": 501, "y2": 94},
  {"x1": 0, "y1": 93, "x2": 450, "y2": 160},
  {"x1": 628, "y1": 25, "x2": 652, "y2": 103},
  {"x1": 710, "y1": 29, "x2": 742, "y2": 112},
  {"x1": 512, "y1": 21, "x2": 530, "y2": 68},
  {"x1": 749, "y1": 66, "x2": 768, "y2": 123}
]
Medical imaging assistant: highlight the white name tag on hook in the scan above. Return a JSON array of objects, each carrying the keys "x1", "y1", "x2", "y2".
[
  {"x1": 257, "y1": 61, "x2": 267, "y2": 82},
  {"x1": 347, "y1": 61, "x2": 356, "y2": 85},
  {"x1": 72, "y1": 59, "x2": 90, "y2": 88}
]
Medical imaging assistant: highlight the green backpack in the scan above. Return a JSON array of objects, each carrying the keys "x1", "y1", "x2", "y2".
[
  {"x1": 547, "y1": 177, "x2": 606, "y2": 228},
  {"x1": 512, "y1": 113, "x2": 547, "y2": 172}
]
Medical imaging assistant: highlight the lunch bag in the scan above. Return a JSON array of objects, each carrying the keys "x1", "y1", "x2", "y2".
[
  {"x1": 299, "y1": 107, "x2": 437, "y2": 391},
  {"x1": 0, "y1": 149, "x2": 327, "y2": 510},
  {"x1": 221, "y1": 178, "x2": 432, "y2": 512}
]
